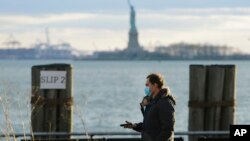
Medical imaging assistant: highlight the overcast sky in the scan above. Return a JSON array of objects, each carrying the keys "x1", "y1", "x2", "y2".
[{"x1": 0, "y1": 0, "x2": 250, "y2": 53}]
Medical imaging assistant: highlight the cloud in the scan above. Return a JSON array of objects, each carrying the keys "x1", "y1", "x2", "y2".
[
  {"x1": 137, "y1": 8, "x2": 250, "y2": 30},
  {"x1": 1, "y1": 7, "x2": 250, "y2": 30},
  {"x1": 0, "y1": 13, "x2": 94, "y2": 25}
]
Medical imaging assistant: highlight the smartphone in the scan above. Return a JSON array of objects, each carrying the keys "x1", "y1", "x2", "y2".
[{"x1": 120, "y1": 123, "x2": 132, "y2": 127}]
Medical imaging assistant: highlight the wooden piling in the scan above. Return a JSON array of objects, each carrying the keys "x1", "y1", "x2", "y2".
[
  {"x1": 205, "y1": 65, "x2": 225, "y2": 130},
  {"x1": 31, "y1": 64, "x2": 73, "y2": 139},
  {"x1": 189, "y1": 65, "x2": 236, "y2": 141},
  {"x1": 189, "y1": 65, "x2": 206, "y2": 141},
  {"x1": 58, "y1": 66, "x2": 73, "y2": 133},
  {"x1": 31, "y1": 66, "x2": 45, "y2": 132},
  {"x1": 220, "y1": 65, "x2": 236, "y2": 130}
]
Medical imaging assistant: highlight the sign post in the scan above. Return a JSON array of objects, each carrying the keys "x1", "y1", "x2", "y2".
[{"x1": 31, "y1": 64, "x2": 73, "y2": 140}]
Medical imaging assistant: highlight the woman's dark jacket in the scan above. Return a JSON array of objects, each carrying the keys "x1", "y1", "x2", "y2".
[{"x1": 134, "y1": 89, "x2": 176, "y2": 141}]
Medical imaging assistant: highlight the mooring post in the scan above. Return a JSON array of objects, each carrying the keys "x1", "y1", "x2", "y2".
[
  {"x1": 31, "y1": 64, "x2": 73, "y2": 139},
  {"x1": 189, "y1": 65, "x2": 206, "y2": 141},
  {"x1": 189, "y1": 65, "x2": 236, "y2": 141},
  {"x1": 205, "y1": 65, "x2": 225, "y2": 131},
  {"x1": 220, "y1": 65, "x2": 236, "y2": 130}
]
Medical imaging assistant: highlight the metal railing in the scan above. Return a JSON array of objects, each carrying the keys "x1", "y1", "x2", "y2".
[{"x1": 0, "y1": 131, "x2": 230, "y2": 139}]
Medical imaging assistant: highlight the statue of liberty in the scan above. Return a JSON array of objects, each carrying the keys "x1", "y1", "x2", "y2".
[
  {"x1": 128, "y1": 0, "x2": 136, "y2": 32},
  {"x1": 126, "y1": 0, "x2": 142, "y2": 52}
]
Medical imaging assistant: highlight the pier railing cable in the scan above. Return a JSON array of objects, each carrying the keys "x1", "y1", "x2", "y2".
[{"x1": 0, "y1": 131, "x2": 229, "y2": 138}]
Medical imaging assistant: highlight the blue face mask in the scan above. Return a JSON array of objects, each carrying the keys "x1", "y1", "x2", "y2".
[{"x1": 144, "y1": 87, "x2": 151, "y2": 96}]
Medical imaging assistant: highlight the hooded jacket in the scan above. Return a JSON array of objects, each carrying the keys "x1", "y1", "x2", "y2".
[{"x1": 134, "y1": 88, "x2": 176, "y2": 141}]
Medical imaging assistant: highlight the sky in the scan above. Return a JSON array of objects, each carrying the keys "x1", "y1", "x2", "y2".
[{"x1": 0, "y1": 0, "x2": 250, "y2": 53}]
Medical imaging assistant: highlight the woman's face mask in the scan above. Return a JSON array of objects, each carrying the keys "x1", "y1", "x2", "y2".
[{"x1": 144, "y1": 87, "x2": 151, "y2": 96}]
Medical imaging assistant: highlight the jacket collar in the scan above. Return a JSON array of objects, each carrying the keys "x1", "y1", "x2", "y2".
[{"x1": 153, "y1": 89, "x2": 165, "y2": 101}]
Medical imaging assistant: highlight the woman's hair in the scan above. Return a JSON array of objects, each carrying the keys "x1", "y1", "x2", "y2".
[{"x1": 146, "y1": 73, "x2": 165, "y2": 89}]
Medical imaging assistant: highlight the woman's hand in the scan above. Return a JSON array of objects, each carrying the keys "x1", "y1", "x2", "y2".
[{"x1": 120, "y1": 121, "x2": 136, "y2": 128}]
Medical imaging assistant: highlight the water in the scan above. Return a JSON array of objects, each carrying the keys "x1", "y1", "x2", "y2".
[{"x1": 0, "y1": 60, "x2": 250, "y2": 135}]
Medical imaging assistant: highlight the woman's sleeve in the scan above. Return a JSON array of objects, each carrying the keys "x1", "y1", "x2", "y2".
[{"x1": 133, "y1": 122, "x2": 143, "y2": 132}]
